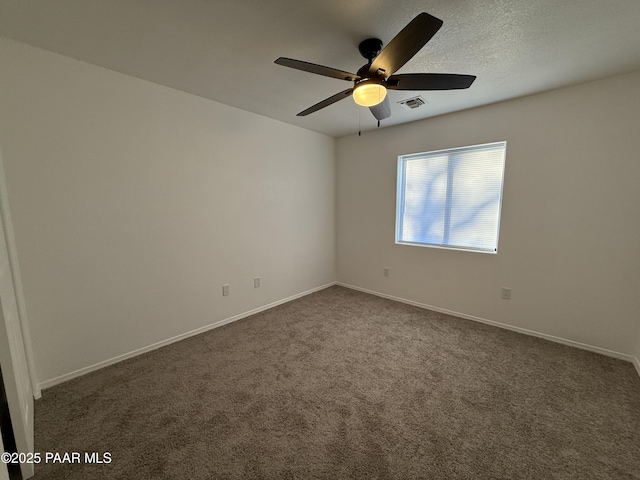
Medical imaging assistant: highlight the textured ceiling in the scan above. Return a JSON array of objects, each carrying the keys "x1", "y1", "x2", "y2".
[{"x1": 1, "y1": 0, "x2": 640, "y2": 137}]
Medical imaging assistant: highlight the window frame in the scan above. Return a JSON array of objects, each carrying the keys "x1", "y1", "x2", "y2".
[{"x1": 395, "y1": 141, "x2": 507, "y2": 254}]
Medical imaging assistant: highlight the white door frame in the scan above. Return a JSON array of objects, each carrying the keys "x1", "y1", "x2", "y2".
[
  {"x1": 0, "y1": 145, "x2": 36, "y2": 479},
  {"x1": 0, "y1": 432, "x2": 10, "y2": 480},
  {"x1": 0, "y1": 149, "x2": 38, "y2": 400}
]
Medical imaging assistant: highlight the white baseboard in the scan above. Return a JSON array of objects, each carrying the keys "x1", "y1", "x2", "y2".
[
  {"x1": 37, "y1": 281, "x2": 640, "y2": 391},
  {"x1": 338, "y1": 283, "x2": 639, "y2": 370},
  {"x1": 633, "y1": 356, "x2": 640, "y2": 379},
  {"x1": 38, "y1": 282, "x2": 337, "y2": 391}
]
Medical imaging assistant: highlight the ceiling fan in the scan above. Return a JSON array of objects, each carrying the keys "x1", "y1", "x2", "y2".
[{"x1": 274, "y1": 12, "x2": 476, "y2": 123}]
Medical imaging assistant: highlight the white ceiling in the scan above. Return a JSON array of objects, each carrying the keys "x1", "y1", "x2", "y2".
[{"x1": 2, "y1": 0, "x2": 640, "y2": 138}]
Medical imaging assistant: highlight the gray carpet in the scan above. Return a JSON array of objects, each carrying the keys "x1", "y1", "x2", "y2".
[{"x1": 34, "y1": 286, "x2": 640, "y2": 479}]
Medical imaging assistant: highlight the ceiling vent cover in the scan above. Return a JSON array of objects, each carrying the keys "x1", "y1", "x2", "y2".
[{"x1": 398, "y1": 95, "x2": 426, "y2": 110}]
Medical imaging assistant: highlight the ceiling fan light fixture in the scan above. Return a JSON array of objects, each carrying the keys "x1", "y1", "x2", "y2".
[{"x1": 352, "y1": 80, "x2": 387, "y2": 107}]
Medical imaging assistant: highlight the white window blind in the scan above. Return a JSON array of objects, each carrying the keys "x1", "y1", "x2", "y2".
[{"x1": 396, "y1": 141, "x2": 506, "y2": 253}]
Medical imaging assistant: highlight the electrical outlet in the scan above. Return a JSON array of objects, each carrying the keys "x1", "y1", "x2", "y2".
[
  {"x1": 383, "y1": 267, "x2": 390, "y2": 277},
  {"x1": 254, "y1": 277, "x2": 260, "y2": 288},
  {"x1": 222, "y1": 284, "x2": 230, "y2": 296},
  {"x1": 502, "y1": 287, "x2": 511, "y2": 300}
]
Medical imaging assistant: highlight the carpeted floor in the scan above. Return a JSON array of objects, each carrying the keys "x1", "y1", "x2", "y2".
[{"x1": 33, "y1": 286, "x2": 640, "y2": 479}]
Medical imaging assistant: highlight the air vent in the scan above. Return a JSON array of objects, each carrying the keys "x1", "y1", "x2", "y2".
[{"x1": 398, "y1": 96, "x2": 426, "y2": 110}]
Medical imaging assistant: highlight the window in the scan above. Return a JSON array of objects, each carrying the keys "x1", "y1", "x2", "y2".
[{"x1": 396, "y1": 141, "x2": 506, "y2": 253}]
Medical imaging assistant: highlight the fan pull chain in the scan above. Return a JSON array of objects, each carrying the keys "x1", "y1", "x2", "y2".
[{"x1": 358, "y1": 109, "x2": 361, "y2": 136}]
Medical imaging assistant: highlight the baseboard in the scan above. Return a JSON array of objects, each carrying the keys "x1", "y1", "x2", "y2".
[
  {"x1": 337, "y1": 283, "x2": 639, "y2": 368},
  {"x1": 37, "y1": 282, "x2": 337, "y2": 391},
  {"x1": 633, "y1": 356, "x2": 640, "y2": 379}
]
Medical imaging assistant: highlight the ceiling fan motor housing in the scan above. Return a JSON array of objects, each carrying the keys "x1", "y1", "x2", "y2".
[
  {"x1": 358, "y1": 38, "x2": 383, "y2": 61},
  {"x1": 357, "y1": 39, "x2": 387, "y2": 81}
]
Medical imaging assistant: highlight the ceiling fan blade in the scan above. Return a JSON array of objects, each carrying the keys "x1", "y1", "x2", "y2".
[
  {"x1": 387, "y1": 73, "x2": 476, "y2": 90},
  {"x1": 297, "y1": 89, "x2": 353, "y2": 116},
  {"x1": 275, "y1": 58, "x2": 360, "y2": 82},
  {"x1": 369, "y1": 96, "x2": 391, "y2": 121},
  {"x1": 368, "y1": 12, "x2": 443, "y2": 77}
]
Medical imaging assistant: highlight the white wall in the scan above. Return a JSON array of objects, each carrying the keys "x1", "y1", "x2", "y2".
[
  {"x1": 0, "y1": 39, "x2": 336, "y2": 387},
  {"x1": 337, "y1": 70, "x2": 640, "y2": 357},
  {"x1": 1, "y1": 37, "x2": 638, "y2": 390}
]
